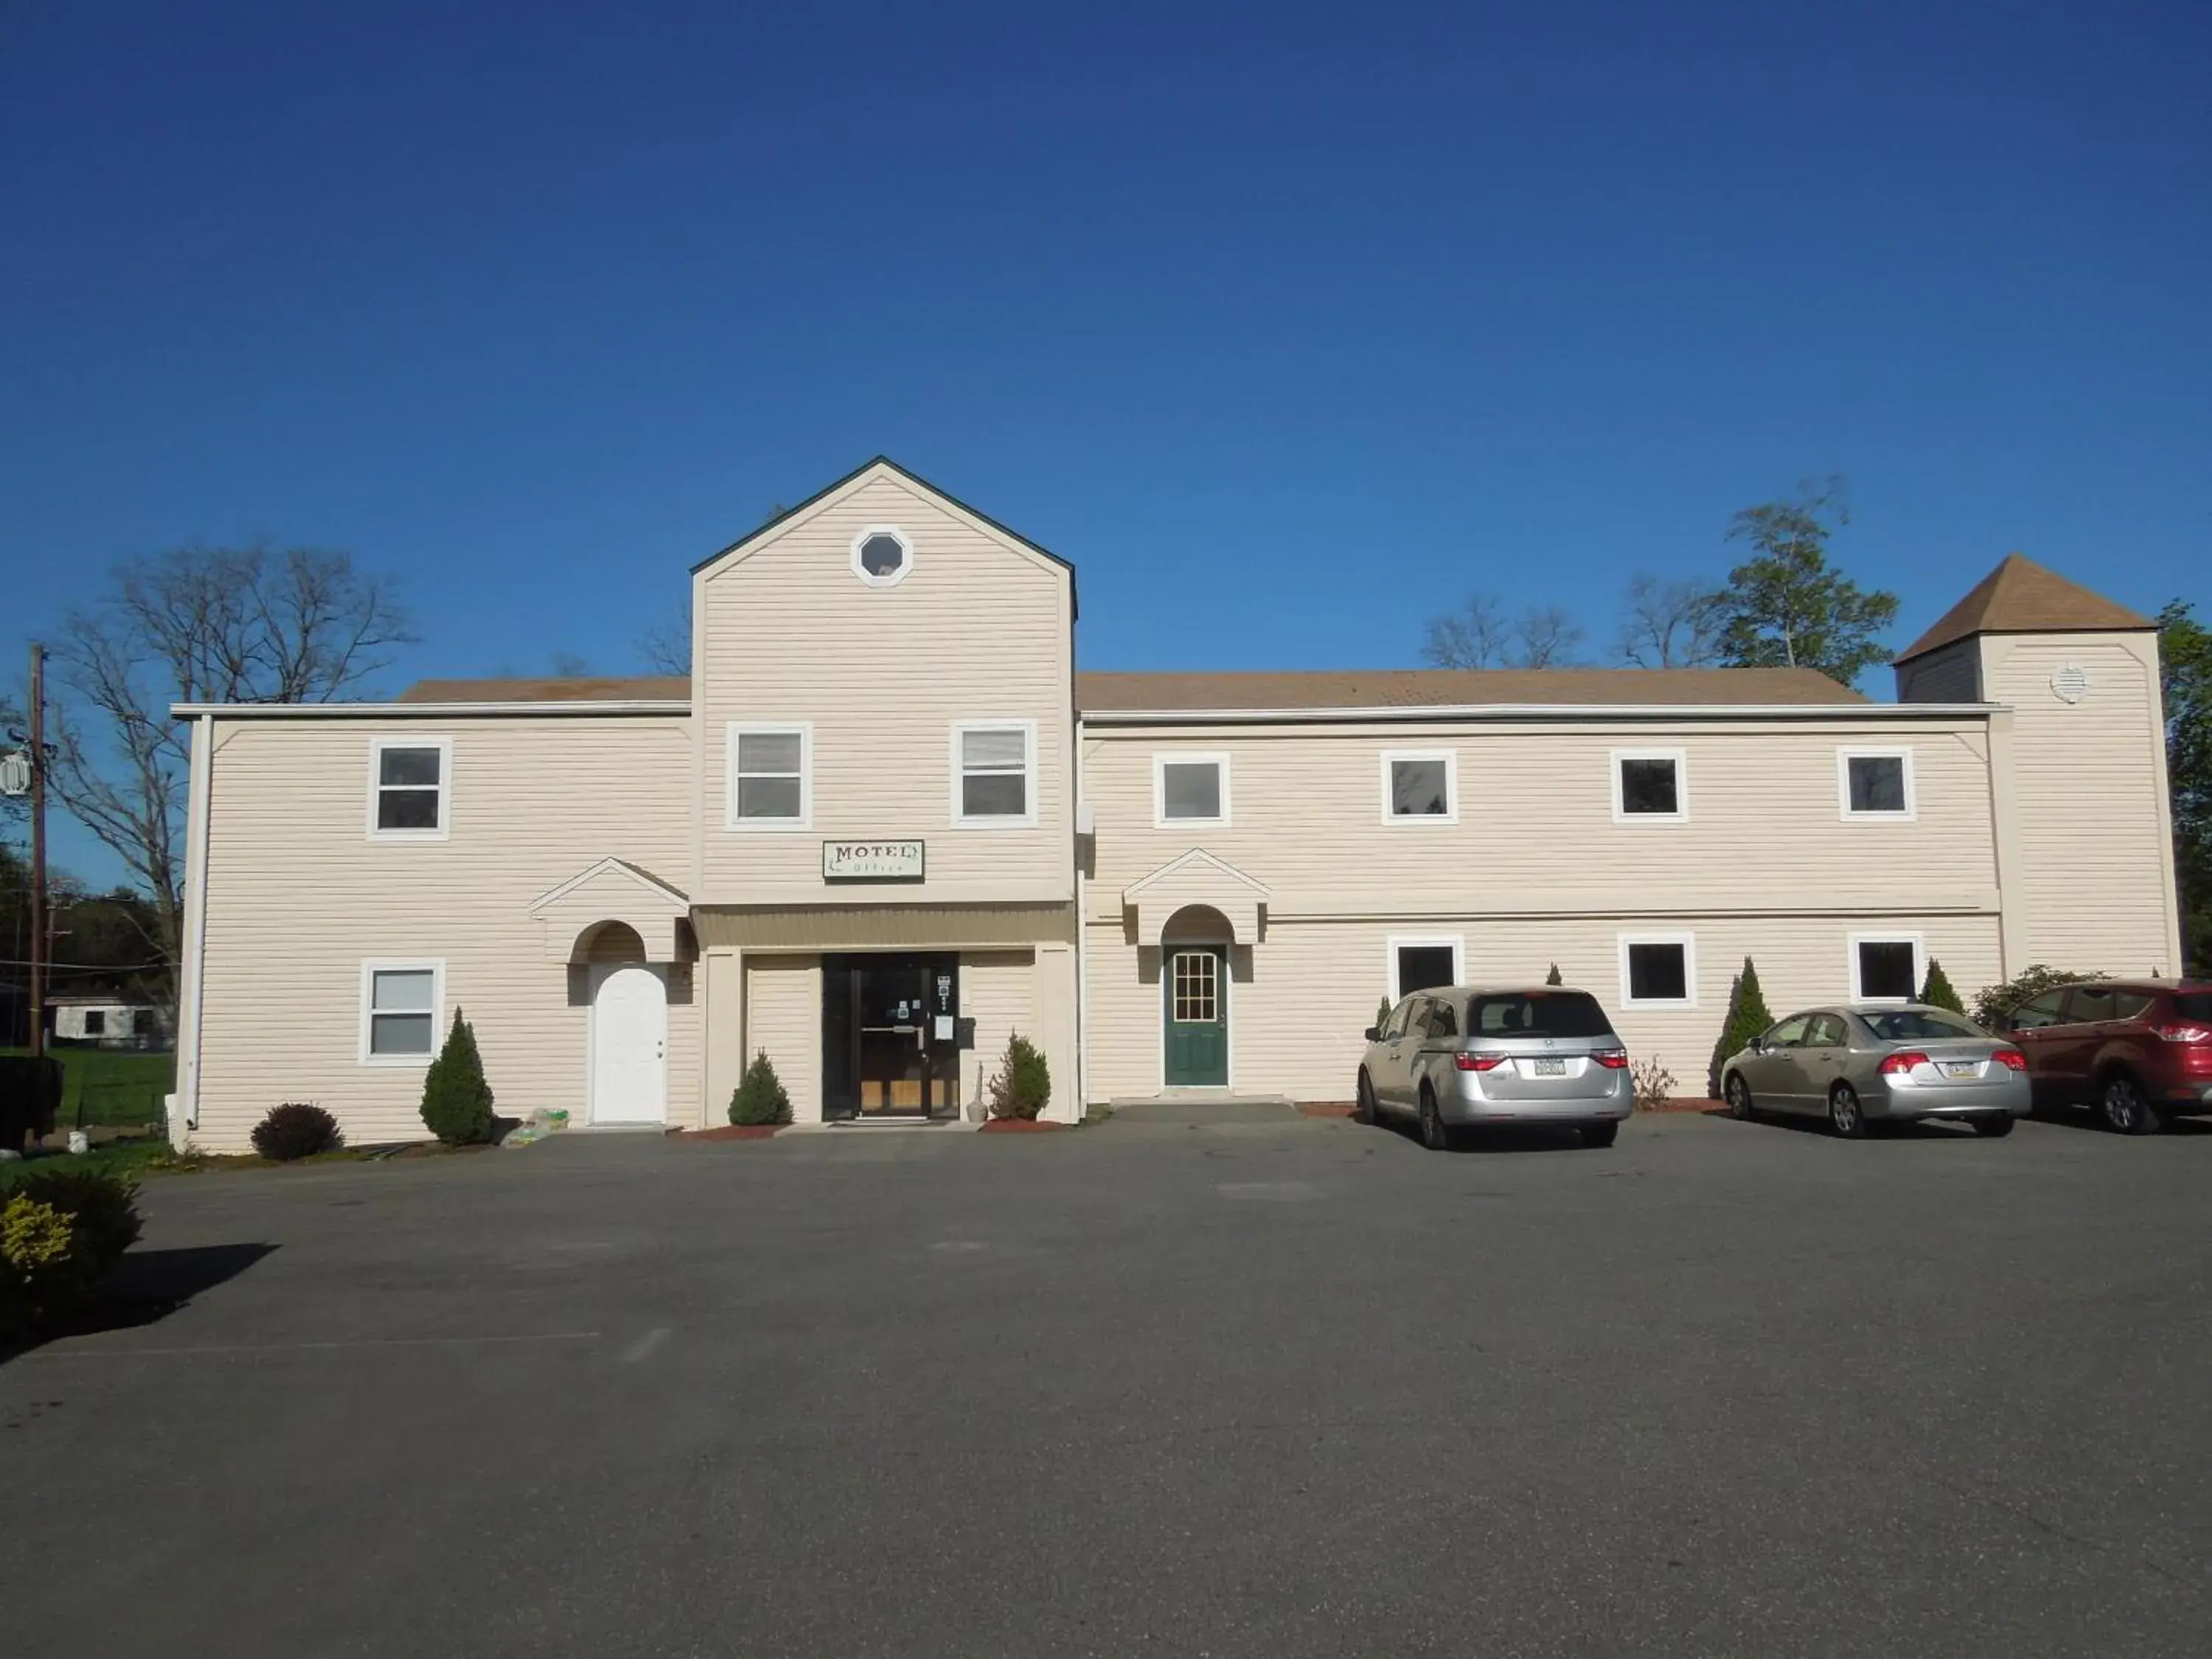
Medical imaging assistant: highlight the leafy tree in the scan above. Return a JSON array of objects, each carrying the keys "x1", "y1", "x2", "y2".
[
  {"x1": 1422, "y1": 595, "x2": 1586, "y2": 669},
  {"x1": 728, "y1": 1050, "x2": 791, "y2": 1126},
  {"x1": 1708, "y1": 957, "x2": 1774, "y2": 1098},
  {"x1": 1615, "y1": 573, "x2": 1723, "y2": 668},
  {"x1": 1918, "y1": 959, "x2": 1965, "y2": 1015},
  {"x1": 2159, "y1": 600, "x2": 2211, "y2": 975},
  {"x1": 420, "y1": 1008, "x2": 495, "y2": 1145},
  {"x1": 1708, "y1": 479, "x2": 1898, "y2": 684},
  {"x1": 1969, "y1": 965, "x2": 2103, "y2": 1033}
]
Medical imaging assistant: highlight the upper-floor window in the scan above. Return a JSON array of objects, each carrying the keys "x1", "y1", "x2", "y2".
[
  {"x1": 1381, "y1": 749, "x2": 1456, "y2": 824},
  {"x1": 1155, "y1": 753, "x2": 1230, "y2": 827},
  {"x1": 952, "y1": 721, "x2": 1036, "y2": 827},
  {"x1": 728, "y1": 724, "x2": 811, "y2": 829},
  {"x1": 369, "y1": 737, "x2": 451, "y2": 841},
  {"x1": 1839, "y1": 748, "x2": 1915, "y2": 820},
  {"x1": 1613, "y1": 749, "x2": 1687, "y2": 821},
  {"x1": 851, "y1": 525, "x2": 913, "y2": 588}
]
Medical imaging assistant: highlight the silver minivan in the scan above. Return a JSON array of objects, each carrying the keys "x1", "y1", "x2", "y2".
[{"x1": 1356, "y1": 984, "x2": 1635, "y2": 1150}]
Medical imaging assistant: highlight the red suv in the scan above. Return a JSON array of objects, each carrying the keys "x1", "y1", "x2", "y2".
[{"x1": 2004, "y1": 980, "x2": 2212, "y2": 1133}]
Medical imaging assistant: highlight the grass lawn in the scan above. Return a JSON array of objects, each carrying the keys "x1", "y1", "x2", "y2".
[{"x1": 1, "y1": 1045, "x2": 175, "y2": 1129}]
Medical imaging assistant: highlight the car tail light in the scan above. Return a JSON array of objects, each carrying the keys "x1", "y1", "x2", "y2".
[
  {"x1": 1593, "y1": 1048, "x2": 1630, "y2": 1069},
  {"x1": 1992, "y1": 1048, "x2": 2028, "y2": 1071},
  {"x1": 1879, "y1": 1051, "x2": 1930, "y2": 1076},
  {"x1": 2155, "y1": 1023, "x2": 2212, "y2": 1044},
  {"x1": 1454, "y1": 1052, "x2": 1506, "y2": 1071}
]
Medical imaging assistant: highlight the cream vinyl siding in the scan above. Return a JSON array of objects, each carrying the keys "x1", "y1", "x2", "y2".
[
  {"x1": 1088, "y1": 720, "x2": 2002, "y2": 918},
  {"x1": 1082, "y1": 913, "x2": 2003, "y2": 1105},
  {"x1": 192, "y1": 714, "x2": 700, "y2": 1150},
  {"x1": 1979, "y1": 634, "x2": 2182, "y2": 973},
  {"x1": 695, "y1": 470, "x2": 1075, "y2": 906},
  {"x1": 738, "y1": 956, "x2": 824, "y2": 1123}
]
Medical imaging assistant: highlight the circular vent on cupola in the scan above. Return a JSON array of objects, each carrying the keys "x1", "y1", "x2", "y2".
[
  {"x1": 852, "y1": 526, "x2": 913, "y2": 588},
  {"x1": 2049, "y1": 664, "x2": 2090, "y2": 705}
]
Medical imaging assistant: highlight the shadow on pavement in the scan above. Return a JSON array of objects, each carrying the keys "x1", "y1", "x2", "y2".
[{"x1": 7, "y1": 1243, "x2": 281, "y2": 1357}]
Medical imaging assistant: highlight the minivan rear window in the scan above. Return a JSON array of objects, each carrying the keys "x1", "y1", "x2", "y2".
[
  {"x1": 1470, "y1": 992, "x2": 1614, "y2": 1039},
  {"x1": 2174, "y1": 992, "x2": 2212, "y2": 1021}
]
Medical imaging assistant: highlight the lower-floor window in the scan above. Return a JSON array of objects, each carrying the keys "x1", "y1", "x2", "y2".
[
  {"x1": 1620, "y1": 935, "x2": 1695, "y2": 1006},
  {"x1": 1390, "y1": 938, "x2": 1461, "y2": 1003},
  {"x1": 362, "y1": 961, "x2": 442, "y2": 1062},
  {"x1": 1853, "y1": 937, "x2": 1921, "y2": 1002}
]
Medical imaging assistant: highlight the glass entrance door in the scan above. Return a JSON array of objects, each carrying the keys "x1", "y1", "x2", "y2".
[{"x1": 822, "y1": 953, "x2": 961, "y2": 1119}]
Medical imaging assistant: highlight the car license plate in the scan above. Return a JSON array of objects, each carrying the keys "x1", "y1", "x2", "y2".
[
  {"x1": 1944, "y1": 1061, "x2": 1980, "y2": 1078},
  {"x1": 1531, "y1": 1057, "x2": 1566, "y2": 1077}
]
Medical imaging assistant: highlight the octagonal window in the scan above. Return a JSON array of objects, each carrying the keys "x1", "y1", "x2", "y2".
[{"x1": 852, "y1": 526, "x2": 912, "y2": 587}]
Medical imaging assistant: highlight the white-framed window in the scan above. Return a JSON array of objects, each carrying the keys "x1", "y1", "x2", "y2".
[
  {"x1": 1153, "y1": 752, "x2": 1231, "y2": 827},
  {"x1": 367, "y1": 737, "x2": 451, "y2": 841},
  {"x1": 950, "y1": 720, "x2": 1037, "y2": 827},
  {"x1": 1386, "y1": 934, "x2": 1464, "y2": 1003},
  {"x1": 1837, "y1": 747, "x2": 1916, "y2": 821},
  {"x1": 1618, "y1": 932, "x2": 1697, "y2": 1008},
  {"x1": 360, "y1": 959, "x2": 444, "y2": 1065},
  {"x1": 726, "y1": 723, "x2": 812, "y2": 830},
  {"x1": 1380, "y1": 749, "x2": 1457, "y2": 824},
  {"x1": 1849, "y1": 933, "x2": 1924, "y2": 1003},
  {"x1": 1612, "y1": 748, "x2": 1688, "y2": 822},
  {"x1": 850, "y1": 524, "x2": 913, "y2": 588}
]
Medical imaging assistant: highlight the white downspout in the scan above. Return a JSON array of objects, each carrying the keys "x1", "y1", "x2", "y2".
[{"x1": 172, "y1": 713, "x2": 214, "y2": 1150}]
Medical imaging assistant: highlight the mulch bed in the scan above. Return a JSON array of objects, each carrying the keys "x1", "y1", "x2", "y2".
[
  {"x1": 680, "y1": 1125, "x2": 784, "y2": 1141},
  {"x1": 1298, "y1": 1102, "x2": 1356, "y2": 1118},
  {"x1": 977, "y1": 1119, "x2": 1069, "y2": 1133}
]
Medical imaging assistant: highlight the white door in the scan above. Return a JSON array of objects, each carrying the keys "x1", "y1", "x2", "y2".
[{"x1": 591, "y1": 963, "x2": 667, "y2": 1124}]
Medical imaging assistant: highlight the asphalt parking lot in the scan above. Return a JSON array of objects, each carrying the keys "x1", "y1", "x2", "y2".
[{"x1": 7, "y1": 1108, "x2": 2211, "y2": 1658}]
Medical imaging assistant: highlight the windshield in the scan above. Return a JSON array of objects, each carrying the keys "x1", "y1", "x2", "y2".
[
  {"x1": 1862, "y1": 1009, "x2": 1984, "y2": 1041},
  {"x1": 1469, "y1": 992, "x2": 1615, "y2": 1040}
]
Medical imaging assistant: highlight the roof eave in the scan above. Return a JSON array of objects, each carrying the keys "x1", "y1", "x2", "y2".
[
  {"x1": 170, "y1": 700, "x2": 692, "y2": 720},
  {"x1": 1078, "y1": 702, "x2": 2000, "y2": 726}
]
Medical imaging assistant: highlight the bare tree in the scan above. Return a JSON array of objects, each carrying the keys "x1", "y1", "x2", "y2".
[
  {"x1": 46, "y1": 547, "x2": 414, "y2": 1001},
  {"x1": 1513, "y1": 606, "x2": 1585, "y2": 668},
  {"x1": 635, "y1": 591, "x2": 692, "y2": 675},
  {"x1": 1615, "y1": 573, "x2": 1723, "y2": 668},
  {"x1": 1423, "y1": 594, "x2": 1585, "y2": 669}
]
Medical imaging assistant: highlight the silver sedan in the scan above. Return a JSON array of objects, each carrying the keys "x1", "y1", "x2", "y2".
[{"x1": 1719, "y1": 1004, "x2": 2031, "y2": 1138}]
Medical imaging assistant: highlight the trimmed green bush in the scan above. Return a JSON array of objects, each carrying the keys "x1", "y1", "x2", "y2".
[
  {"x1": 420, "y1": 1009, "x2": 495, "y2": 1146},
  {"x1": 1971, "y1": 965, "x2": 2104, "y2": 1032},
  {"x1": 1545, "y1": 963, "x2": 1564, "y2": 987},
  {"x1": 1374, "y1": 995, "x2": 1392, "y2": 1033},
  {"x1": 728, "y1": 1051, "x2": 792, "y2": 1127},
  {"x1": 1, "y1": 1167, "x2": 142, "y2": 1340},
  {"x1": 986, "y1": 1032, "x2": 1052, "y2": 1121},
  {"x1": 1708, "y1": 957, "x2": 1774, "y2": 1099},
  {"x1": 1918, "y1": 959, "x2": 1966, "y2": 1015},
  {"x1": 251, "y1": 1102, "x2": 342, "y2": 1161}
]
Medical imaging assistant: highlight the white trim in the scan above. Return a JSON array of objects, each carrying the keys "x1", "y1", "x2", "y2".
[
  {"x1": 950, "y1": 718, "x2": 1039, "y2": 829},
  {"x1": 366, "y1": 736, "x2": 452, "y2": 842},
  {"x1": 173, "y1": 714, "x2": 214, "y2": 1146},
  {"x1": 529, "y1": 855, "x2": 689, "y2": 912},
  {"x1": 174, "y1": 700, "x2": 687, "y2": 718},
  {"x1": 1837, "y1": 746, "x2": 1918, "y2": 821},
  {"x1": 1610, "y1": 747, "x2": 1690, "y2": 824},
  {"x1": 1156, "y1": 937, "x2": 1234, "y2": 1091},
  {"x1": 1079, "y1": 702, "x2": 2001, "y2": 726},
  {"x1": 849, "y1": 523, "x2": 914, "y2": 589},
  {"x1": 1124, "y1": 846, "x2": 1271, "y2": 898},
  {"x1": 1385, "y1": 934, "x2": 1466, "y2": 1004},
  {"x1": 1618, "y1": 931, "x2": 1698, "y2": 1009},
  {"x1": 1848, "y1": 931, "x2": 1926, "y2": 1003},
  {"x1": 726, "y1": 722, "x2": 813, "y2": 831},
  {"x1": 1152, "y1": 751, "x2": 1232, "y2": 828},
  {"x1": 1380, "y1": 748, "x2": 1458, "y2": 825},
  {"x1": 358, "y1": 959, "x2": 446, "y2": 1067}
]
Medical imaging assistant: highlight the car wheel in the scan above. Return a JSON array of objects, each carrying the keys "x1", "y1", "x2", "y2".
[
  {"x1": 1829, "y1": 1082, "x2": 1868, "y2": 1139},
  {"x1": 2099, "y1": 1072, "x2": 2163, "y2": 1135},
  {"x1": 1418, "y1": 1089, "x2": 1451, "y2": 1152},
  {"x1": 1580, "y1": 1121, "x2": 1618, "y2": 1149},
  {"x1": 1354, "y1": 1071, "x2": 1377, "y2": 1125},
  {"x1": 1971, "y1": 1113, "x2": 2015, "y2": 1138},
  {"x1": 1724, "y1": 1073, "x2": 1756, "y2": 1121}
]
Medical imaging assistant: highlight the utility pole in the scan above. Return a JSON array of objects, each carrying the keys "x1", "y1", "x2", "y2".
[{"x1": 27, "y1": 643, "x2": 46, "y2": 1061}]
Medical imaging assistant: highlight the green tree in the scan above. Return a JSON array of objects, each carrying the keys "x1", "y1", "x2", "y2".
[
  {"x1": 420, "y1": 1008, "x2": 495, "y2": 1145},
  {"x1": 986, "y1": 1032, "x2": 1052, "y2": 1121},
  {"x1": 728, "y1": 1050, "x2": 791, "y2": 1126},
  {"x1": 1375, "y1": 995, "x2": 1392, "y2": 1032},
  {"x1": 1709, "y1": 479, "x2": 1899, "y2": 685},
  {"x1": 1708, "y1": 957, "x2": 1774, "y2": 1099},
  {"x1": 1919, "y1": 959, "x2": 1965, "y2": 1015},
  {"x1": 2159, "y1": 600, "x2": 2211, "y2": 975},
  {"x1": 1545, "y1": 962, "x2": 1564, "y2": 986}
]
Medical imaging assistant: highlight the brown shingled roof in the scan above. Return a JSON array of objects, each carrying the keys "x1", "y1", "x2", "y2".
[
  {"x1": 1896, "y1": 554, "x2": 2152, "y2": 664},
  {"x1": 1075, "y1": 666, "x2": 1866, "y2": 711},
  {"x1": 396, "y1": 675, "x2": 691, "y2": 703}
]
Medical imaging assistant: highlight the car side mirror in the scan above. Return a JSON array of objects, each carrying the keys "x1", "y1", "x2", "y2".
[
  {"x1": 1363, "y1": 1026, "x2": 1381, "y2": 1043},
  {"x1": 1747, "y1": 1034, "x2": 1765, "y2": 1053}
]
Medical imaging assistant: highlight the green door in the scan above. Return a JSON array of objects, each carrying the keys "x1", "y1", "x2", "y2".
[{"x1": 1164, "y1": 946, "x2": 1229, "y2": 1086}]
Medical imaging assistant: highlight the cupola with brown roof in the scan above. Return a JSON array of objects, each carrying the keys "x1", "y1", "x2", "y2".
[{"x1": 1895, "y1": 553, "x2": 2153, "y2": 664}]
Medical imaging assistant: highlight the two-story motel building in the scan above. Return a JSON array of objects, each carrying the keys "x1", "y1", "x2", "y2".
[{"x1": 167, "y1": 459, "x2": 2183, "y2": 1148}]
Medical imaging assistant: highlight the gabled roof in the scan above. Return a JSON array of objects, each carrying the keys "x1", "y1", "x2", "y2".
[
  {"x1": 529, "y1": 856, "x2": 689, "y2": 912},
  {"x1": 1124, "y1": 847, "x2": 1272, "y2": 898},
  {"x1": 1896, "y1": 554, "x2": 2153, "y2": 664},
  {"x1": 1075, "y1": 666, "x2": 1866, "y2": 712}
]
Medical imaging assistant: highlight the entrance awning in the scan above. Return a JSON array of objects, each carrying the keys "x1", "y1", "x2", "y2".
[
  {"x1": 529, "y1": 857, "x2": 690, "y2": 962},
  {"x1": 1123, "y1": 849, "x2": 1269, "y2": 946}
]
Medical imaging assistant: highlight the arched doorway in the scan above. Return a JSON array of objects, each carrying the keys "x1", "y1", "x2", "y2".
[
  {"x1": 580, "y1": 922, "x2": 667, "y2": 1124},
  {"x1": 1160, "y1": 905, "x2": 1231, "y2": 1088}
]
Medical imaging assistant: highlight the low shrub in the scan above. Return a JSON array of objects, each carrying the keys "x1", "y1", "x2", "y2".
[
  {"x1": 986, "y1": 1032, "x2": 1052, "y2": 1121},
  {"x1": 1630, "y1": 1057, "x2": 1675, "y2": 1111},
  {"x1": 420, "y1": 1009, "x2": 495, "y2": 1146},
  {"x1": 251, "y1": 1102, "x2": 342, "y2": 1162},
  {"x1": 1708, "y1": 956, "x2": 1774, "y2": 1098},
  {"x1": 1, "y1": 1168, "x2": 142, "y2": 1340},
  {"x1": 1545, "y1": 963, "x2": 1564, "y2": 987},
  {"x1": 1971, "y1": 965, "x2": 2103, "y2": 1032},
  {"x1": 1375, "y1": 995, "x2": 1392, "y2": 1033},
  {"x1": 728, "y1": 1051, "x2": 792, "y2": 1127},
  {"x1": 1918, "y1": 959, "x2": 1966, "y2": 1015}
]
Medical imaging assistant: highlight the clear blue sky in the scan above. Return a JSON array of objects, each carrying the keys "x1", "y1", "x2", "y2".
[{"x1": 4, "y1": 1, "x2": 2208, "y2": 879}]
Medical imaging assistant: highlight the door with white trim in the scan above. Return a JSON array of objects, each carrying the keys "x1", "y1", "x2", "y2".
[{"x1": 591, "y1": 963, "x2": 667, "y2": 1124}]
